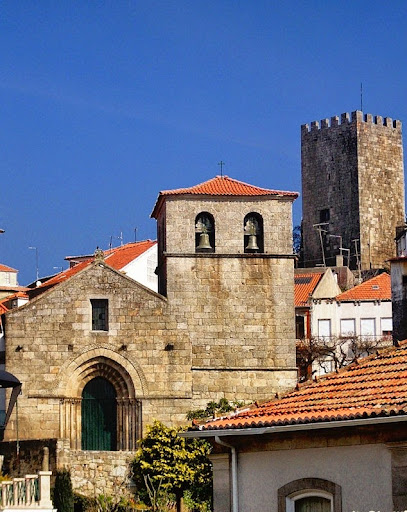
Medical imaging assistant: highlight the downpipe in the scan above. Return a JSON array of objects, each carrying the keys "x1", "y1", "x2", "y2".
[{"x1": 215, "y1": 436, "x2": 239, "y2": 512}]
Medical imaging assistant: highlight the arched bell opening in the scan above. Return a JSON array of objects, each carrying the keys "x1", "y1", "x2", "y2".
[
  {"x1": 244, "y1": 212, "x2": 264, "y2": 253},
  {"x1": 195, "y1": 212, "x2": 215, "y2": 253}
]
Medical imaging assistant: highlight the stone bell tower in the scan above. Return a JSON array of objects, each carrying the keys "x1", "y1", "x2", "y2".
[
  {"x1": 151, "y1": 175, "x2": 299, "y2": 404},
  {"x1": 302, "y1": 111, "x2": 405, "y2": 270}
]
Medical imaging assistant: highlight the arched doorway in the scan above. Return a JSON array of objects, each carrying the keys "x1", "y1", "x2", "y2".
[{"x1": 81, "y1": 377, "x2": 117, "y2": 451}]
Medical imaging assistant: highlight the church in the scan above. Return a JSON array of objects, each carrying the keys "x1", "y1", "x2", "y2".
[{"x1": 2, "y1": 175, "x2": 298, "y2": 494}]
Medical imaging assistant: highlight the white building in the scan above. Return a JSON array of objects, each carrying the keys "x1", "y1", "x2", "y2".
[{"x1": 312, "y1": 272, "x2": 392, "y2": 340}]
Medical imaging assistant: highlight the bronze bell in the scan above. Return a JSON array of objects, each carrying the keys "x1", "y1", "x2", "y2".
[
  {"x1": 245, "y1": 234, "x2": 259, "y2": 251},
  {"x1": 197, "y1": 232, "x2": 212, "y2": 250}
]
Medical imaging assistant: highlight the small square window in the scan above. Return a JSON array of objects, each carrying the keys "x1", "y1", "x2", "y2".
[
  {"x1": 319, "y1": 208, "x2": 330, "y2": 223},
  {"x1": 91, "y1": 299, "x2": 108, "y2": 331}
]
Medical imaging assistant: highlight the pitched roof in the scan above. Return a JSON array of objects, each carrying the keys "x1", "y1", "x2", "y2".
[
  {"x1": 104, "y1": 240, "x2": 156, "y2": 268},
  {"x1": 336, "y1": 272, "x2": 391, "y2": 301},
  {"x1": 31, "y1": 240, "x2": 156, "y2": 292},
  {"x1": 151, "y1": 175, "x2": 299, "y2": 218},
  {"x1": 196, "y1": 342, "x2": 407, "y2": 431},
  {"x1": 294, "y1": 273, "x2": 323, "y2": 307},
  {"x1": 0, "y1": 264, "x2": 17, "y2": 273}
]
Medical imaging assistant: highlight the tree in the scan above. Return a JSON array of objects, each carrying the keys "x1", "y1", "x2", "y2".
[
  {"x1": 53, "y1": 468, "x2": 74, "y2": 512},
  {"x1": 131, "y1": 421, "x2": 212, "y2": 512},
  {"x1": 296, "y1": 335, "x2": 392, "y2": 381},
  {"x1": 293, "y1": 224, "x2": 302, "y2": 255}
]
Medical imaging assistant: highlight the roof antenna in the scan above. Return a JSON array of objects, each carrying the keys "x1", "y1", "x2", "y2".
[
  {"x1": 134, "y1": 227, "x2": 137, "y2": 243},
  {"x1": 218, "y1": 160, "x2": 225, "y2": 177},
  {"x1": 109, "y1": 236, "x2": 113, "y2": 251},
  {"x1": 117, "y1": 231, "x2": 123, "y2": 246}
]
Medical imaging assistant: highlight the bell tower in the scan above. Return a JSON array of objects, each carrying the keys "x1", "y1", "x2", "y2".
[{"x1": 151, "y1": 175, "x2": 299, "y2": 404}]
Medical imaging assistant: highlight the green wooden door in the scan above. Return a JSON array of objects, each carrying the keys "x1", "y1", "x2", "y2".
[{"x1": 81, "y1": 377, "x2": 117, "y2": 451}]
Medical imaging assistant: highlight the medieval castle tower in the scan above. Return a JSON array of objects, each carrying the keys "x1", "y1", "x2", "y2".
[{"x1": 301, "y1": 110, "x2": 405, "y2": 270}]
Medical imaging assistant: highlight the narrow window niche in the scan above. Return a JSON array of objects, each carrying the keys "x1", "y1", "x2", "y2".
[{"x1": 91, "y1": 299, "x2": 108, "y2": 331}]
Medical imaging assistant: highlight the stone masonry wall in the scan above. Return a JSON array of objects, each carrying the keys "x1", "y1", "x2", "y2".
[
  {"x1": 164, "y1": 196, "x2": 294, "y2": 255},
  {"x1": 302, "y1": 111, "x2": 404, "y2": 270},
  {"x1": 356, "y1": 111, "x2": 405, "y2": 269},
  {"x1": 162, "y1": 195, "x2": 298, "y2": 404},
  {"x1": 4, "y1": 263, "x2": 193, "y2": 441},
  {"x1": 301, "y1": 113, "x2": 359, "y2": 268}
]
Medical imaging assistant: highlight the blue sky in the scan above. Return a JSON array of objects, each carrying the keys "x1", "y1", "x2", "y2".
[{"x1": 1, "y1": 1, "x2": 406, "y2": 284}]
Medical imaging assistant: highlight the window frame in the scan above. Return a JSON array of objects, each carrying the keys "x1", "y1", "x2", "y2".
[
  {"x1": 286, "y1": 490, "x2": 333, "y2": 512},
  {"x1": 91, "y1": 298, "x2": 109, "y2": 332},
  {"x1": 278, "y1": 478, "x2": 342, "y2": 512}
]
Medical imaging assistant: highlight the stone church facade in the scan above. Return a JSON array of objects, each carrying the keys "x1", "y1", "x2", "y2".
[
  {"x1": 2, "y1": 175, "x2": 298, "y2": 494},
  {"x1": 301, "y1": 110, "x2": 405, "y2": 270}
]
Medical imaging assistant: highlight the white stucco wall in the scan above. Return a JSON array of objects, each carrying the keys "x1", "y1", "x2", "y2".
[
  {"x1": 311, "y1": 300, "x2": 392, "y2": 339},
  {"x1": 0, "y1": 270, "x2": 17, "y2": 287},
  {"x1": 237, "y1": 443, "x2": 392, "y2": 512},
  {"x1": 120, "y1": 244, "x2": 158, "y2": 292}
]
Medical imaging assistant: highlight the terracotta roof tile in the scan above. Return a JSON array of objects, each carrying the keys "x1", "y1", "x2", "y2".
[
  {"x1": 336, "y1": 273, "x2": 391, "y2": 301},
  {"x1": 0, "y1": 264, "x2": 17, "y2": 273},
  {"x1": 197, "y1": 343, "x2": 407, "y2": 431},
  {"x1": 104, "y1": 240, "x2": 156, "y2": 269},
  {"x1": 151, "y1": 176, "x2": 299, "y2": 217},
  {"x1": 33, "y1": 240, "x2": 156, "y2": 291},
  {"x1": 294, "y1": 273, "x2": 323, "y2": 307}
]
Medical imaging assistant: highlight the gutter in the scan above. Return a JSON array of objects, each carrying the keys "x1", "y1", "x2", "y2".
[
  {"x1": 215, "y1": 436, "x2": 239, "y2": 512},
  {"x1": 180, "y1": 414, "x2": 407, "y2": 439}
]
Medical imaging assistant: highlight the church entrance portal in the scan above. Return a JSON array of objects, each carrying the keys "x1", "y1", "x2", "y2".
[{"x1": 81, "y1": 377, "x2": 117, "y2": 451}]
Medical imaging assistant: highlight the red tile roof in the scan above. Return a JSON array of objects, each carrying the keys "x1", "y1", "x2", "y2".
[
  {"x1": 33, "y1": 240, "x2": 156, "y2": 292},
  {"x1": 336, "y1": 272, "x2": 391, "y2": 301},
  {"x1": 0, "y1": 300, "x2": 8, "y2": 314},
  {"x1": 151, "y1": 176, "x2": 299, "y2": 218},
  {"x1": 0, "y1": 264, "x2": 17, "y2": 273},
  {"x1": 294, "y1": 273, "x2": 323, "y2": 307},
  {"x1": 104, "y1": 240, "x2": 156, "y2": 269},
  {"x1": 197, "y1": 342, "x2": 407, "y2": 431}
]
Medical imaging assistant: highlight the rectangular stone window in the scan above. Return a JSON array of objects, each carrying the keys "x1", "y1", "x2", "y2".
[
  {"x1": 319, "y1": 208, "x2": 330, "y2": 223},
  {"x1": 91, "y1": 299, "x2": 108, "y2": 331}
]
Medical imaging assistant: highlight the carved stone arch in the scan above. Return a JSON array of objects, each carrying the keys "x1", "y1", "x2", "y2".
[
  {"x1": 56, "y1": 346, "x2": 148, "y2": 398},
  {"x1": 278, "y1": 478, "x2": 342, "y2": 512}
]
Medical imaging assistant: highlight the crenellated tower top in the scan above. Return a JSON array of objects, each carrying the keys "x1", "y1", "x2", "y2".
[{"x1": 301, "y1": 110, "x2": 402, "y2": 134}]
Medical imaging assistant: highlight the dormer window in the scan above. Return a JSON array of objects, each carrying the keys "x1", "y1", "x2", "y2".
[
  {"x1": 244, "y1": 213, "x2": 264, "y2": 253},
  {"x1": 195, "y1": 212, "x2": 215, "y2": 253}
]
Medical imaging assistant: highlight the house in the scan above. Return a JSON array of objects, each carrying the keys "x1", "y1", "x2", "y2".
[
  {"x1": 1, "y1": 175, "x2": 299, "y2": 496},
  {"x1": 183, "y1": 342, "x2": 407, "y2": 512},
  {"x1": 27, "y1": 239, "x2": 158, "y2": 298},
  {"x1": 390, "y1": 227, "x2": 407, "y2": 343},
  {"x1": 312, "y1": 272, "x2": 392, "y2": 354},
  {"x1": 294, "y1": 268, "x2": 341, "y2": 340},
  {"x1": 0, "y1": 263, "x2": 28, "y2": 300},
  {"x1": 64, "y1": 239, "x2": 158, "y2": 292}
]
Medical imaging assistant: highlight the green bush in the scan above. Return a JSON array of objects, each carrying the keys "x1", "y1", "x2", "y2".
[
  {"x1": 131, "y1": 421, "x2": 212, "y2": 511},
  {"x1": 53, "y1": 468, "x2": 74, "y2": 512}
]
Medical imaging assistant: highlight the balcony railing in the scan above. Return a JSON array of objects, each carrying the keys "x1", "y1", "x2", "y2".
[{"x1": 0, "y1": 471, "x2": 53, "y2": 511}]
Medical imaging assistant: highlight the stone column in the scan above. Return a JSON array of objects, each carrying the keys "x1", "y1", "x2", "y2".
[
  {"x1": 211, "y1": 453, "x2": 231, "y2": 512},
  {"x1": 38, "y1": 471, "x2": 53, "y2": 508}
]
